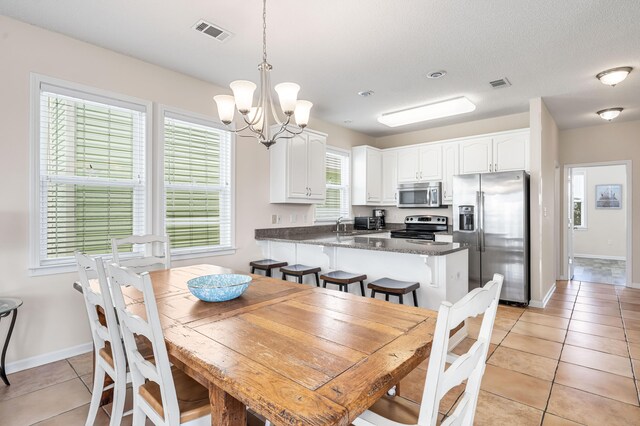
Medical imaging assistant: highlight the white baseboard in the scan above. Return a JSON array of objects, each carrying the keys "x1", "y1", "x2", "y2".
[
  {"x1": 574, "y1": 254, "x2": 626, "y2": 261},
  {"x1": 5, "y1": 342, "x2": 93, "y2": 374},
  {"x1": 627, "y1": 282, "x2": 640, "y2": 289},
  {"x1": 529, "y1": 282, "x2": 556, "y2": 308}
]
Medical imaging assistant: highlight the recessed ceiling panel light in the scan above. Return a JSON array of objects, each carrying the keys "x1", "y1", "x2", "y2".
[
  {"x1": 597, "y1": 107, "x2": 623, "y2": 121},
  {"x1": 596, "y1": 67, "x2": 632, "y2": 86},
  {"x1": 358, "y1": 90, "x2": 375, "y2": 97},
  {"x1": 377, "y1": 97, "x2": 476, "y2": 127},
  {"x1": 427, "y1": 70, "x2": 447, "y2": 79}
]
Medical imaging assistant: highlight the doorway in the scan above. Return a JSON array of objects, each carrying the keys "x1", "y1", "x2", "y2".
[{"x1": 564, "y1": 161, "x2": 631, "y2": 285}]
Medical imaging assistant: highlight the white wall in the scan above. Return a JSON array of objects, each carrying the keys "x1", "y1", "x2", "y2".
[
  {"x1": 0, "y1": 16, "x2": 373, "y2": 368},
  {"x1": 529, "y1": 98, "x2": 559, "y2": 305},
  {"x1": 573, "y1": 165, "x2": 627, "y2": 259}
]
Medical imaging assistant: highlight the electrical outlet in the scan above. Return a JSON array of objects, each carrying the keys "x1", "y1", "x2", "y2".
[
  {"x1": 271, "y1": 214, "x2": 278, "y2": 225},
  {"x1": 303, "y1": 214, "x2": 307, "y2": 223},
  {"x1": 607, "y1": 239, "x2": 612, "y2": 245},
  {"x1": 276, "y1": 215, "x2": 281, "y2": 224},
  {"x1": 290, "y1": 214, "x2": 297, "y2": 223}
]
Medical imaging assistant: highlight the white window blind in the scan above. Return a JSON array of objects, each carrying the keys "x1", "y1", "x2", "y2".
[
  {"x1": 315, "y1": 148, "x2": 350, "y2": 222},
  {"x1": 163, "y1": 113, "x2": 232, "y2": 253},
  {"x1": 36, "y1": 83, "x2": 147, "y2": 267}
]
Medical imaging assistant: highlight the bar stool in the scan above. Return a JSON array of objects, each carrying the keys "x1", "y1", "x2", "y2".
[
  {"x1": 320, "y1": 270, "x2": 367, "y2": 296},
  {"x1": 281, "y1": 264, "x2": 321, "y2": 286},
  {"x1": 249, "y1": 259, "x2": 288, "y2": 277},
  {"x1": 368, "y1": 278, "x2": 421, "y2": 307}
]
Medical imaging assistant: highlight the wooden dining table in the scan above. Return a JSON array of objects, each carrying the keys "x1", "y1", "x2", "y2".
[{"x1": 118, "y1": 263, "x2": 440, "y2": 426}]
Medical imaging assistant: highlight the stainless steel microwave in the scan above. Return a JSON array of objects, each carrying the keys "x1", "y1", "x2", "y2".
[{"x1": 397, "y1": 182, "x2": 443, "y2": 208}]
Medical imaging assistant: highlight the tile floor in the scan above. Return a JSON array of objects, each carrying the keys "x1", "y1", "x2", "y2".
[
  {"x1": 2, "y1": 280, "x2": 640, "y2": 425},
  {"x1": 573, "y1": 257, "x2": 626, "y2": 285}
]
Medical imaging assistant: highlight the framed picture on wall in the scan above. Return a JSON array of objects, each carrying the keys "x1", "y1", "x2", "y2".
[{"x1": 595, "y1": 184, "x2": 622, "y2": 209}]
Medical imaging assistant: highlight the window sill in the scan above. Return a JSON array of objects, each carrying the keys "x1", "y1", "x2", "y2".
[
  {"x1": 573, "y1": 227, "x2": 588, "y2": 231},
  {"x1": 29, "y1": 248, "x2": 237, "y2": 276},
  {"x1": 171, "y1": 247, "x2": 237, "y2": 261}
]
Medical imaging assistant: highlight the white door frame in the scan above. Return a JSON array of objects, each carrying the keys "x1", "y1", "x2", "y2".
[{"x1": 562, "y1": 160, "x2": 633, "y2": 287}]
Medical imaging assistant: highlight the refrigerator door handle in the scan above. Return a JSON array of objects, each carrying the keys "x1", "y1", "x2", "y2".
[
  {"x1": 480, "y1": 191, "x2": 486, "y2": 252},
  {"x1": 476, "y1": 191, "x2": 482, "y2": 251}
]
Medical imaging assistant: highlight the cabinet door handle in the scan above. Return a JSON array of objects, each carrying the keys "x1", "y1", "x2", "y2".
[
  {"x1": 394, "y1": 192, "x2": 397, "y2": 200},
  {"x1": 367, "y1": 192, "x2": 370, "y2": 200},
  {"x1": 420, "y1": 171, "x2": 423, "y2": 179},
  {"x1": 489, "y1": 163, "x2": 493, "y2": 172},
  {"x1": 495, "y1": 163, "x2": 498, "y2": 172},
  {"x1": 415, "y1": 171, "x2": 418, "y2": 180}
]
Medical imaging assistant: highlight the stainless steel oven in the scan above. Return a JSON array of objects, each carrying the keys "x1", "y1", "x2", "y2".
[{"x1": 397, "y1": 182, "x2": 442, "y2": 208}]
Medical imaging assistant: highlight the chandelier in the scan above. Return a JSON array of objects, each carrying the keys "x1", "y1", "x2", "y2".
[{"x1": 213, "y1": 0, "x2": 312, "y2": 149}]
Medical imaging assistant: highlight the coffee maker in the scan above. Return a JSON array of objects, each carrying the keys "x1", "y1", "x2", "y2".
[{"x1": 372, "y1": 209, "x2": 386, "y2": 228}]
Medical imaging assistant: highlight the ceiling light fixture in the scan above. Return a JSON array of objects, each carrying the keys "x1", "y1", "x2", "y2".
[
  {"x1": 596, "y1": 67, "x2": 632, "y2": 86},
  {"x1": 597, "y1": 108, "x2": 623, "y2": 121},
  {"x1": 427, "y1": 70, "x2": 447, "y2": 79},
  {"x1": 377, "y1": 97, "x2": 476, "y2": 127},
  {"x1": 213, "y1": 0, "x2": 312, "y2": 149}
]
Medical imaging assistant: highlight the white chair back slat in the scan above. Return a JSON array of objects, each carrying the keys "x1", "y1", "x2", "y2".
[
  {"x1": 446, "y1": 286, "x2": 498, "y2": 330},
  {"x1": 438, "y1": 341, "x2": 485, "y2": 398},
  {"x1": 418, "y1": 273, "x2": 504, "y2": 426},
  {"x1": 111, "y1": 234, "x2": 171, "y2": 273},
  {"x1": 108, "y1": 263, "x2": 181, "y2": 426},
  {"x1": 75, "y1": 252, "x2": 126, "y2": 373},
  {"x1": 119, "y1": 310, "x2": 153, "y2": 340}
]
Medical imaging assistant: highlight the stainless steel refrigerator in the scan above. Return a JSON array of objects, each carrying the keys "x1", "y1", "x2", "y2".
[{"x1": 453, "y1": 171, "x2": 530, "y2": 303}]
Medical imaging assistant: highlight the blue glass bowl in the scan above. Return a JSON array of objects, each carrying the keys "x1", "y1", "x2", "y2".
[{"x1": 187, "y1": 274, "x2": 252, "y2": 302}]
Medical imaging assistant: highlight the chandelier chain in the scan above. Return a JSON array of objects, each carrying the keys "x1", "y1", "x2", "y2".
[{"x1": 262, "y1": 0, "x2": 267, "y2": 63}]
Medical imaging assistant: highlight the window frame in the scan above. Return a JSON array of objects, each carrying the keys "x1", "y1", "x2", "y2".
[
  {"x1": 29, "y1": 74, "x2": 153, "y2": 275},
  {"x1": 572, "y1": 169, "x2": 587, "y2": 230},
  {"x1": 314, "y1": 146, "x2": 351, "y2": 223},
  {"x1": 155, "y1": 105, "x2": 236, "y2": 260}
]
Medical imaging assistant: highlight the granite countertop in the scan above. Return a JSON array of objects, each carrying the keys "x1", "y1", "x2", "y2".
[{"x1": 255, "y1": 225, "x2": 467, "y2": 256}]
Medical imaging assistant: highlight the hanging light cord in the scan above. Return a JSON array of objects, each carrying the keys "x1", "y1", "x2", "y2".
[{"x1": 262, "y1": 0, "x2": 268, "y2": 64}]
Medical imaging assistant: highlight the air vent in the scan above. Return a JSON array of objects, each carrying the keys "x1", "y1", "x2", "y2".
[
  {"x1": 193, "y1": 20, "x2": 233, "y2": 42},
  {"x1": 489, "y1": 78, "x2": 512, "y2": 89}
]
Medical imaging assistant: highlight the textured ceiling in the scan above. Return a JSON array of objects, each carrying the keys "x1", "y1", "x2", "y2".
[{"x1": 1, "y1": 0, "x2": 639, "y2": 135}]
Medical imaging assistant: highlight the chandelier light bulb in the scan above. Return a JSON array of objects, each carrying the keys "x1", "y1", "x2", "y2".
[
  {"x1": 294, "y1": 100, "x2": 313, "y2": 127},
  {"x1": 275, "y1": 82, "x2": 300, "y2": 115},
  {"x1": 229, "y1": 80, "x2": 257, "y2": 114},
  {"x1": 213, "y1": 95, "x2": 236, "y2": 124},
  {"x1": 247, "y1": 107, "x2": 265, "y2": 132}
]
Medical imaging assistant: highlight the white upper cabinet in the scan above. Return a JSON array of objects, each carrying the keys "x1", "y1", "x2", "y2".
[
  {"x1": 459, "y1": 131, "x2": 530, "y2": 175},
  {"x1": 397, "y1": 145, "x2": 442, "y2": 182},
  {"x1": 441, "y1": 142, "x2": 459, "y2": 204},
  {"x1": 493, "y1": 131, "x2": 529, "y2": 172},
  {"x1": 459, "y1": 137, "x2": 493, "y2": 175},
  {"x1": 306, "y1": 132, "x2": 328, "y2": 199},
  {"x1": 270, "y1": 128, "x2": 327, "y2": 203},
  {"x1": 419, "y1": 144, "x2": 443, "y2": 181},
  {"x1": 381, "y1": 150, "x2": 398, "y2": 205},
  {"x1": 352, "y1": 146, "x2": 382, "y2": 205},
  {"x1": 397, "y1": 147, "x2": 420, "y2": 183}
]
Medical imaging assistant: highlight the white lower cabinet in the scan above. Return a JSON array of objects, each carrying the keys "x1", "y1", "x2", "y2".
[{"x1": 270, "y1": 128, "x2": 327, "y2": 203}]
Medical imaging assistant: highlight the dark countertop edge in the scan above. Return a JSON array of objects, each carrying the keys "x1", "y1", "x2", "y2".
[{"x1": 254, "y1": 236, "x2": 469, "y2": 256}]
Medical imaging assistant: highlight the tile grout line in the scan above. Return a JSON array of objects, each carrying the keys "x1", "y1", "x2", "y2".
[{"x1": 539, "y1": 280, "x2": 579, "y2": 426}]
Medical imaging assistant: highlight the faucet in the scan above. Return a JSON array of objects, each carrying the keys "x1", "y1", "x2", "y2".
[{"x1": 336, "y1": 216, "x2": 344, "y2": 232}]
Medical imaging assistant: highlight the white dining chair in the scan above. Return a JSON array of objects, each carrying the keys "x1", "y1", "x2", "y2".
[
  {"x1": 111, "y1": 234, "x2": 171, "y2": 273},
  {"x1": 353, "y1": 273, "x2": 504, "y2": 426},
  {"x1": 108, "y1": 263, "x2": 210, "y2": 426},
  {"x1": 75, "y1": 252, "x2": 129, "y2": 426}
]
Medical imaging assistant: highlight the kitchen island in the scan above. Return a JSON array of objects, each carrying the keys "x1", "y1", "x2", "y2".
[{"x1": 255, "y1": 226, "x2": 469, "y2": 312}]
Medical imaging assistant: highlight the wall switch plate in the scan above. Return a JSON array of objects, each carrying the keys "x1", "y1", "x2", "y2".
[
  {"x1": 271, "y1": 214, "x2": 278, "y2": 225},
  {"x1": 303, "y1": 214, "x2": 307, "y2": 223}
]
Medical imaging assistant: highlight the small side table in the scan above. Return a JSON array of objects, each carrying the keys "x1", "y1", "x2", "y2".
[{"x1": 0, "y1": 298, "x2": 22, "y2": 386}]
